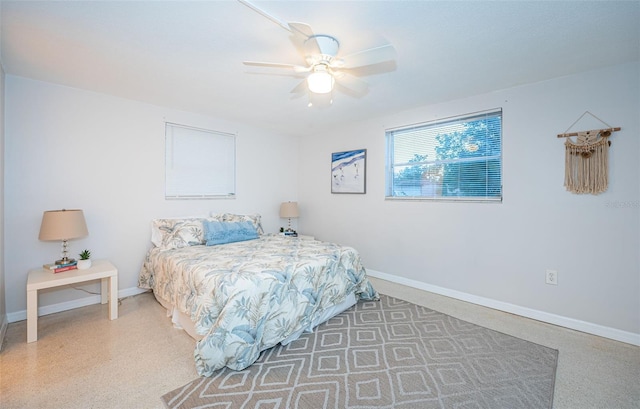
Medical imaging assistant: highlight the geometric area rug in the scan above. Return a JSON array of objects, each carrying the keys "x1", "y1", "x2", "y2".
[{"x1": 162, "y1": 295, "x2": 558, "y2": 409}]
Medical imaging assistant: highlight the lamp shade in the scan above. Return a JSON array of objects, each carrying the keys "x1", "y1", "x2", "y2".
[
  {"x1": 39, "y1": 209, "x2": 88, "y2": 241},
  {"x1": 279, "y1": 202, "x2": 299, "y2": 219},
  {"x1": 307, "y1": 70, "x2": 334, "y2": 94}
]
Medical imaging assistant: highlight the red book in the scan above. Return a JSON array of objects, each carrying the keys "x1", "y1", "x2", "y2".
[{"x1": 53, "y1": 265, "x2": 78, "y2": 274}]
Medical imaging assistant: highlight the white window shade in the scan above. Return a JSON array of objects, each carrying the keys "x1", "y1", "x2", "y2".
[{"x1": 165, "y1": 122, "x2": 236, "y2": 199}]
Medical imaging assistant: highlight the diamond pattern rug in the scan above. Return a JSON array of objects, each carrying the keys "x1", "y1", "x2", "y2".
[{"x1": 162, "y1": 295, "x2": 558, "y2": 409}]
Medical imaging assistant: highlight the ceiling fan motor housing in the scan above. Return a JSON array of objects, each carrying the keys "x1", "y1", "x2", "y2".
[{"x1": 305, "y1": 35, "x2": 340, "y2": 59}]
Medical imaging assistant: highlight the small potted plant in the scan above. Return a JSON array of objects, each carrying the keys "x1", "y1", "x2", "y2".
[{"x1": 77, "y1": 249, "x2": 92, "y2": 270}]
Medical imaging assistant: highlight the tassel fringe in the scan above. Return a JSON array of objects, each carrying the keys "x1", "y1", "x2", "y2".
[{"x1": 564, "y1": 132, "x2": 609, "y2": 194}]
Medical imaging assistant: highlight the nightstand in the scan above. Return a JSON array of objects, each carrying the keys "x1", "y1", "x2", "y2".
[{"x1": 26, "y1": 259, "x2": 118, "y2": 343}]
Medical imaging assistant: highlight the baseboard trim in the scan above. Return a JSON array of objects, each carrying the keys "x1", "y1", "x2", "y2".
[
  {"x1": 0, "y1": 314, "x2": 8, "y2": 352},
  {"x1": 6, "y1": 286, "x2": 149, "y2": 323},
  {"x1": 8, "y1": 274, "x2": 639, "y2": 346},
  {"x1": 367, "y1": 269, "x2": 640, "y2": 346}
]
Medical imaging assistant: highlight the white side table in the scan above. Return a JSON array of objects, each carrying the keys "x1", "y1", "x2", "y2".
[{"x1": 26, "y1": 259, "x2": 118, "y2": 343}]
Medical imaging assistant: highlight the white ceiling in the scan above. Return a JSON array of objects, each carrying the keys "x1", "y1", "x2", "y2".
[{"x1": 1, "y1": 1, "x2": 639, "y2": 137}]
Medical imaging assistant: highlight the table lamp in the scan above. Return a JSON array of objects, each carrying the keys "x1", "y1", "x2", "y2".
[
  {"x1": 39, "y1": 209, "x2": 89, "y2": 264},
  {"x1": 279, "y1": 201, "x2": 299, "y2": 232}
]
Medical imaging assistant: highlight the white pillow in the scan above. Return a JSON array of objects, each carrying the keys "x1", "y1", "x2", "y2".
[{"x1": 151, "y1": 218, "x2": 206, "y2": 249}]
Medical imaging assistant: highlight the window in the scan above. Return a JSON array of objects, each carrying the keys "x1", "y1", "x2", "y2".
[
  {"x1": 165, "y1": 122, "x2": 236, "y2": 199},
  {"x1": 386, "y1": 109, "x2": 502, "y2": 201}
]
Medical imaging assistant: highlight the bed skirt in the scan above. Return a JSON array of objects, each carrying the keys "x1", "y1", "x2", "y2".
[{"x1": 152, "y1": 290, "x2": 357, "y2": 345}]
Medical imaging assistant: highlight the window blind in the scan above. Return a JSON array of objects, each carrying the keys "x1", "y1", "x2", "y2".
[
  {"x1": 386, "y1": 109, "x2": 502, "y2": 201},
  {"x1": 165, "y1": 122, "x2": 236, "y2": 199}
]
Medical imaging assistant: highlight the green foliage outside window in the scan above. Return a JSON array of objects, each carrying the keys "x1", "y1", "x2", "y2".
[{"x1": 387, "y1": 110, "x2": 502, "y2": 201}]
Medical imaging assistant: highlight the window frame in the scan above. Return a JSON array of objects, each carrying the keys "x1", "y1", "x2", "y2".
[{"x1": 385, "y1": 109, "x2": 503, "y2": 202}]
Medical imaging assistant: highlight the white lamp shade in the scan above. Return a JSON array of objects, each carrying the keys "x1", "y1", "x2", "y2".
[
  {"x1": 279, "y1": 202, "x2": 299, "y2": 218},
  {"x1": 39, "y1": 209, "x2": 89, "y2": 241},
  {"x1": 307, "y1": 71, "x2": 334, "y2": 94}
]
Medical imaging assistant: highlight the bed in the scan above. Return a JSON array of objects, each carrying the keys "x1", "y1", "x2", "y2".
[{"x1": 138, "y1": 214, "x2": 378, "y2": 376}]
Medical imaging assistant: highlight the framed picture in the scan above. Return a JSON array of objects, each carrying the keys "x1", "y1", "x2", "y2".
[{"x1": 331, "y1": 149, "x2": 366, "y2": 194}]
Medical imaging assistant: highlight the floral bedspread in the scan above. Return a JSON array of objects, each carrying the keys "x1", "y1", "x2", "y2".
[{"x1": 138, "y1": 234, "x2": 378, "y2": 376}]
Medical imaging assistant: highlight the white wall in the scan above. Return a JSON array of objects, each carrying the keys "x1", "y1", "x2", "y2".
[
  {"x1": 3, "y1": 63, "x2": 638, "y2": 344},
  {"x1": 0, "y1": 60, "x2": 7, "y2": 345},
  {"x1": 4, "y1": 76, "x2": 299, "y2": 315},
  {"x1": 298, "y1": 62, "x2": 640, "y2": 339}
]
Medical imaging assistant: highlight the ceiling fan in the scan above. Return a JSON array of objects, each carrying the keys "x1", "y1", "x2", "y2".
[{"x1": 238, "y1": 0, "x2": 397, "y2": 106}]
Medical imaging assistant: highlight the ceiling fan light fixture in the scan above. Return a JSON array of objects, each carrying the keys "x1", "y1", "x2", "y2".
[{"x1": 307, "y1": 70, "x2": 334, "y2": 94}]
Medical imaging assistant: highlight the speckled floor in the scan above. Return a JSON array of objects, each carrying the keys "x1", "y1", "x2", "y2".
[{"x1": 1, "y1": 278, "x2": 638, "y2": 409}]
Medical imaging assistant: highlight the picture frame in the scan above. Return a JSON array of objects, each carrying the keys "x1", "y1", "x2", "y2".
[{"x1": 331, "y1": 149, "x2": 366, "y2": 194}]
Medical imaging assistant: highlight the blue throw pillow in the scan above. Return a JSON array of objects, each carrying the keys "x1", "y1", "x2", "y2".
[{"x1": 203, "y1": 220, "x2": 259, "y2": 246}]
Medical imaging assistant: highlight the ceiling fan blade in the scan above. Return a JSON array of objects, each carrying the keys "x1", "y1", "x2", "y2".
[
  {"x1": 237, "y1": 0, "x2": 292, "y2": 33},
  {"x1": 290, "y1": 80, "x2": 308, "y2": 98},
  {"x1": 288, "y1": 22, "x2": 314, "y2": 39},
  {"x1": 243, "y1": 61, "x2": 310, "y2": 73},
  {"x1": 288, "y1": 22, "x2": 321, "y2": 60},
  {"x1": 333, "y1": 72, "x2": 369, "y2": 97},
  {"x1": 237, "y1": 1, "x2": 319, "y2": 57},
  {"x1": 340, "y1": 44, "x2": 397, "y2": 69}
]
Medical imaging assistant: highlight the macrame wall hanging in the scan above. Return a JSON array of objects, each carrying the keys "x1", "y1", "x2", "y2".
[{"x1": 557, "y1": 111, "x2": 620, "y2": 195}]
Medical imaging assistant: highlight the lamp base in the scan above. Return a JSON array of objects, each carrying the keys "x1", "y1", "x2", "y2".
[{"x1": 55, "y1": 257, "x2": 76, "y2": 265}]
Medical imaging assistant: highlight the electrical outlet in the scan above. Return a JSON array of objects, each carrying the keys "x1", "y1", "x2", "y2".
[{"x1": 545, "y1": 269, "x2": 558, "y2": 285}]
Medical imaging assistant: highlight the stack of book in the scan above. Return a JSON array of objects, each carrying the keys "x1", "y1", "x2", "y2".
[{"x1": 43, "y1": 260, "x2": 78, "y2": 273}]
